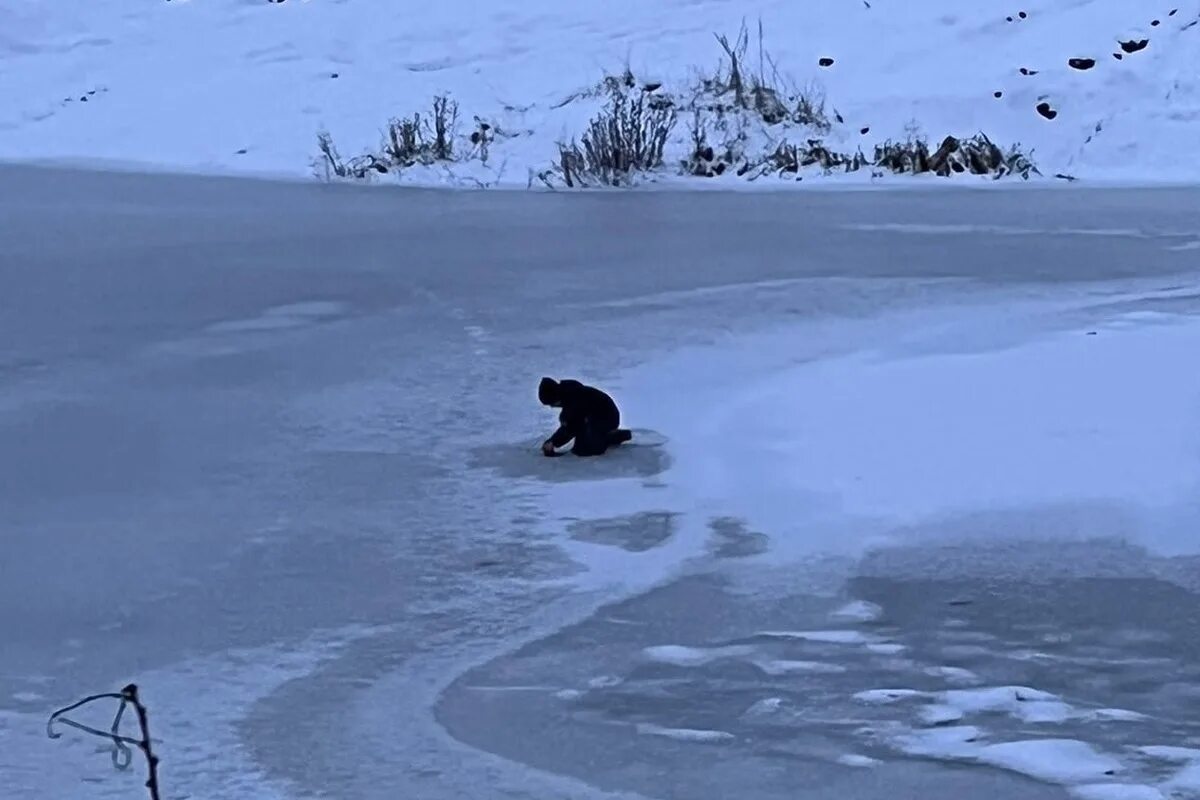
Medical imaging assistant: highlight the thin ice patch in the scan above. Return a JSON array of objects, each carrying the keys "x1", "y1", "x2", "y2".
[
  {"x1": 754, "y1": 659, "x2": 848, "y2": 675},
  {"x1": 756, "y1": 629, "x2": 880, "y2": 644}
]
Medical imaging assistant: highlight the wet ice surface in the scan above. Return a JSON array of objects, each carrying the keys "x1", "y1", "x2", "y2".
[
  {"x1": 568, "y1": 511, "x2": 678, "y2": 553},
  {"x1": 4, "y1": 165, "x2": 1200, "y2": 799},
  {"x1": 469, "y1": 431, "x2": 672, "y2": 485},
  {"x1": 441, "y1": 541, "x2": 1200, "y2": 800}
]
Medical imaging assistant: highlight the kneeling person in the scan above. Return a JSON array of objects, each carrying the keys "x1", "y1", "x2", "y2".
[{"x1": 539, "y1": 377, "x2": 633, "y2": 457}]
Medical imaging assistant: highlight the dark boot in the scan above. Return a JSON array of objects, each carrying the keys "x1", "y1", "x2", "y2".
[{"x1": 608, "y1": 428, "x2": 633, "y2": 446}]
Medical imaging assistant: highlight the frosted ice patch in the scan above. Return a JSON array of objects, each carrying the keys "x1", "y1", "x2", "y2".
[
  {"x1": 1163, "y1": 762, "x2": 1200, "y2": 794},
  {"x1": 1102, "y1": 311, "x2": 1182, "y2": 330},
  {"x1": 206, "y1": 301, "x2": 346, "y2": 333},
  {"x1": 1006, "y1": 649, "x2": 1059, "y2": 663},
  {"x1": 937, "y1": 629, "x2": 999, "y2": 643},
  {"x1": 941, "y1": 687, "x2": 1073, "y2": 724},
  {"x1": 10, "y1": 691, "x2": 44, "y2": 703},
  {"x1": 754, "y1": 659, "x2": 847, "y2": 675},
  {"x1": 952, "y1": 685, "x2": 1047, "y2": 708},
  {"x1": 831, "y1": 600, "x2": 882, "y2": 622},
  {"x1": 1138, "y1": 750, "x2": 1200, "y2": 795},
  {"x1": 642, "y1": 644, "x2": 754, "y2": 667},
  {"x1": 1071, "y1": 785, "x2": 1165, "y2": 800},
  {"x1": 840, "y1": 224, "x2": 1151, "y2": 238},
  {"x1": 843, "y1": 223, "x2": 994, "y2": 235},
  {"x1": 463, "y1": 324, "x2": 490, "y2": 342},
  {"x1": 1086, "y1": 708, "x2": 1148, "y2": 722},
  {"x1": 857, "y1": 684, "x2": 1077, "y2": 727},
  {"x1": 890, "y1": 730, "x2": 1128, "y2": 788},
  {"x1": 744, "y1": 697, "x2": 785, "y2": 716},
  {"x1": 895, "y1": 725, "x2": 983, "y2": 758},
  {"x1": 461, "y1": 684, "x2": 562, "y2": 692},
  {"x1": 940, "y1": 644, "x2": 991, "y2": 658},
  {"x1": 756, "y1": 630, "x2": 880, "y2": 644},
  {"x1": 682, "y1": 301, "x2": 1200, "y2": 564},
  {"x1": 554, "y1": 689, "x2": 583, "y2": 701},
  {"x1": 854, "y1": 688, "x2": 927, "y2": 704},
  {"x1": 635, "y1": 724, "x2": 735, "y2": 743},
  {"x1": 207, "y1": 316, "x2": 307, "y2": 333},
  {"x1": 1138, "y1": 746, "x2": 1200, "y2": 763},
  {"x1": 866, "y1": 643, "x2": 907, "y2": 655},
  {"x1": 837, "y1": 754, "x2": 882, "y2": 768},
  {"x1": 924, "y1": 666, "x2": 981, "y2": 685},
  {"x1": 1016, "y1": 702, "x2": 1080, "y2": 724},
  {"x1": 587, "y1": 675, "x2": 622, "y2": 688},
  {"x1": 264, "y1": 301, "x2": 346, "y2": 318},
  {"x1": 920, "y1": 704, "x2": 965, "y2": 725},
  {"x1": 978, "y1": 740, "x2": 1122, "y2": 784}
]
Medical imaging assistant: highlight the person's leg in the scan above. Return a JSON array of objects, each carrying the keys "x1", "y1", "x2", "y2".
[
  {"x1": 598, "y1": 410, "x2": 630, "y2": 447},
  {"x1": 571, "y1": 418, "x2": 609, "y2": 456}
]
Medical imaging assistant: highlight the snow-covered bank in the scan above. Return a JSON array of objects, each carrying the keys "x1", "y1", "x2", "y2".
[{"x1": 1, "y1": 0, "x2": 1198, "y2": 186}]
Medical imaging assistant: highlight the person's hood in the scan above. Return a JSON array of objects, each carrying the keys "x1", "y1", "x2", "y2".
[
  {"x1": 539, "y1": 377, "x2": 586, "y2": 406},
  {"x1": 538, "y1": 376, "x2": 560, "y2": 405}
]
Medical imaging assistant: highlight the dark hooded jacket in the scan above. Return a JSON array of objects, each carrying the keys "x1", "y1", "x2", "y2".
[{"x1": 540, "y1": 378, "x2": 621, "y2": 448}]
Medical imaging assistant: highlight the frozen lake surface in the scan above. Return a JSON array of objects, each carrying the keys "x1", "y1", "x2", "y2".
[{"x1": 3, "y1": 166, "x2": 1200, "y2": 799}]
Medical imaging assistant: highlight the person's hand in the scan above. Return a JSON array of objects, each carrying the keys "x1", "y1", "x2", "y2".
[{"x1": 542, "y1": 439, "x2": 558, "y2": 457}]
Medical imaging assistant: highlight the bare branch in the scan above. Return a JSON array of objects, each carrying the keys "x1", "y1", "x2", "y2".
[{"x1": 48, "y1": 683, "x2": 162, "y2": 800}]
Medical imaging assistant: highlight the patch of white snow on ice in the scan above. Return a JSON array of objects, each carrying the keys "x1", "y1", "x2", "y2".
[
  {"x1": 9, "y1": 691, "x2": 43, "y2": 703},
  {"x1": 586, "y1": 675, "x2": 623, "y2": 689},
  {"x1": 642, "y1": 644, "x2": 755, "y2": 667},
  {"x1": 920, "y1": 704, "x2": 967, "y2": 725},
  {"x1": 1162, "y1": 762, "x2": 1200, "y2": 795},
  {"x1": 895, "y1": 725, "x2": 985, "y2": 759},
  {"x1": 855, "y1": 689, "x2": 928, "y2": 704},
  {"x1": 744, "y1": 697, "x2": 786, "y2": 717},
  {"x1": 924, "y1": 666, "x2": 983, "y2": 685},
  {"x1": 977, "y1": 739, "x2": 1123, "y2": 784},
  {"x1": 635, "y1": 724, "x2": 736, "y2": 743},
  {"x1": 831, "y1": 600, "x2": 883, "y2": 622},
  {"x1": 941, "y1": 686, "x2": 1075, "y2": 724},
  {"x1": 1139, "y1": 746, "x2": 1200, "y2": 795},
  {"x1": 623, "y1": 297, "x2": 1200, "y2": 563},
  {"x1": 1138, "y1": 746, "x2": 1200, "y2": 763}
]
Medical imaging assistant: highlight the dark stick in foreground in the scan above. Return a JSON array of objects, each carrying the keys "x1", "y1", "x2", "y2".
[{"x1": 48, "y1": 683, "x2": 162, "y2": 800}]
